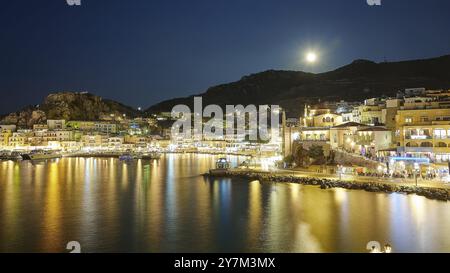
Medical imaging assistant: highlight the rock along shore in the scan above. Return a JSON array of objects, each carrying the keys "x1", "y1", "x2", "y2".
[{"x1": 208, "y1": 170, "x2": 450, "y2": 202}]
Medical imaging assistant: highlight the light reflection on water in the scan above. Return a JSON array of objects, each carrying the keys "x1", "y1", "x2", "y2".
[{"x1": 0, "y1": 154, "x2": 449, "y2": 253}]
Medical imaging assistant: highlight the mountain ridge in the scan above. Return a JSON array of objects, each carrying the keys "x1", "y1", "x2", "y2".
[
  {"x1": 146, "y1": 54, "x2": 450, "y2": 117},
  {"x1": 0, "y1": 92, "x2": 140, "y2": 128}
]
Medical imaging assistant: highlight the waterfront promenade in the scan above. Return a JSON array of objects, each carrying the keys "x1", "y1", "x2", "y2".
[
  {"x1": 214, "y1": 168, "x2": 450, "y2": 201},
  {"x1": 230, "y1": 167, "x2": 450, "y2": 189}
]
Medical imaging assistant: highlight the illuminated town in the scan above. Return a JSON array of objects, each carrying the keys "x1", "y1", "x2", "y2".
[{"x1": 2, "y1": 88, "x2": 450, "y2": 185}]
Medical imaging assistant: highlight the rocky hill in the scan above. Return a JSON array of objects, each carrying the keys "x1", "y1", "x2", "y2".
[
  {"x1": 0, "y1": 92, "x2": 139, "y2": 128},
  {"x1": 146, "y1": 55, "x2": 450, "y2": 117}
]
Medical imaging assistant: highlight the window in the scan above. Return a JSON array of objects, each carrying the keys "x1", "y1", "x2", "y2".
[
  {"x1": 420, "y1": 142, "x2": 433, "y2": 147},
  {"x1": 434, "y1": 129, "x2": 446, "y2": 139},
  {"x1": 405, "y1": 117, "x2": 413, "y2": 123},
  {"x1": 436, "y1": 154, "x2": 450, "y2": 162},
  {"x1": 420, "y1": 116, "x2": 429, "y2": 122},
  {"x1": 406, "y1": 142, "x2": 418, "y2": 147}
]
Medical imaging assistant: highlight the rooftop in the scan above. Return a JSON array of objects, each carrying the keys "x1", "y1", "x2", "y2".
[{"x1": 332, "y1": 122, "x2": 366, "y2": 128}]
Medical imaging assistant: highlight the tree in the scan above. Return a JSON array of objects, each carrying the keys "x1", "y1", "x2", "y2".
[
  {"x1": 308, "y1": 145, "x2": 325, "y2": 164},
  {"x1": 293, "y1": 145, "x2": 309, "y2": 167},
  {"x1": 283, "y1": 155, "x2": 294, "y2": 165}
]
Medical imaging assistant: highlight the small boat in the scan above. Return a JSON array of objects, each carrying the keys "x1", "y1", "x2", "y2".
[
  {"x1": 119, "y1": 153, "x2": 134, "y2": 161},
  {"x1": 0, "y1": 151, "x2": 23, "y2": 161},
  {"x1": 208, "y1": 158, "x2": 231, "y2": 176},
  {"x1": 21, "y1": 150, "x2": 61, "y2": 161},
  {"x1": 140, "y1": 152, "x2": 161, "y2": 160}
]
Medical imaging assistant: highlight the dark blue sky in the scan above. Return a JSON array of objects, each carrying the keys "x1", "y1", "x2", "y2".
[{"x1": 1, "y1": 0, "x2": 450, "y2": 113}]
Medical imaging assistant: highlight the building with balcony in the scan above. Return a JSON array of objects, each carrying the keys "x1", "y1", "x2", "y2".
[
  {"x1": 94, "y1": 122, "x2": 118, "y2": 134},
  {"x1": 355, "y1": 127, "x2": 392, "y2": 158},
  {"x1": 8, "y1": 132, "x2": 29, "y2": 147},
  {"x1": 81, "y1": 135, "x2": 108, "y2": 147},
  {"x1": 353, "y1": 104, "x2": 383, "y2": 125},
  {"x1": 396, "y1": 107, "x2": 450, "y2": 163},
  {"x1": 66, "y1": 121, "x2": 96, "y2": 131},
  {"x1": 0, "y1": 130, "x2": 13, "y2": 147},
  {"x1": 108, "y1": 137, "x2": 124, "y2": 148}
]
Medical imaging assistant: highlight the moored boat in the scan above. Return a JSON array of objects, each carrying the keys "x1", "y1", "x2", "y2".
[
  {"x1": 119, "y1": 153, "x2": 134, "y2": 161},
  {"x1": 0, "y1": 151, "x2": 23, "y2": 161},
  {"x1": 140, "y1": 152, "x2": 161, "y2": 160},
  {"x1": 208, "y1": 158, "x2": 231, "y2": 176},
  {"x1": 21, "y1": 150, "x2": 62, "y2": 161}
]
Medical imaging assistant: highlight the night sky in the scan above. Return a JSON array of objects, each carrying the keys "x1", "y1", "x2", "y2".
[{"x1": 1, "y1": 0, "x2": 450, "y2": 114}]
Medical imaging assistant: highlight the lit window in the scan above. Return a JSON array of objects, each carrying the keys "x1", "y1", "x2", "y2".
[
  {"x1": 405, "y1": 117, "x2": 413, "y2": 123},
  {"x1": 434, "y1": 129, "x2": 446, "y2": 139}
]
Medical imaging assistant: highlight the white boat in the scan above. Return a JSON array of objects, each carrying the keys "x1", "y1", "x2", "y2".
[
  {"x1": 0, "y1": 151, "x2": 22, "y2": 161},
  {"x1": 140, "y1": 152, "x2": 161, "y2": 160},
  {"x1": 208, "y1": 158, "x2": 231, "y2": 176},
  {"x1": 119, "y1": 153, "x2": 134, "y2": 161},
  {"x1": 21, "y1": 150, "x2": 62, "y2": 161}
]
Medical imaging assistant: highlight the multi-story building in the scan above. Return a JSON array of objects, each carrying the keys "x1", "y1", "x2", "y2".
[
  {"x1": 301, "y1": 105, "x2": 343, "y2": 127},
  {"x1": 381, "y1": 98, "x2": 402, "y2": 130},
  {"x1": 330, "y1": 122, "x2": 367, "y2": 152},
  {"x1": 355, "y1": 127, "x2": 392, "y2": 158},
  {"x1": 396, "y1": 108, "x2": 450, "y2": 163},
  {"x1": 0, "y1": 125, "x2": 17, "y2": 132},
  {"x1": 108, "y1": 137, "x2": 124, "y2": 148},
  {"x1": 124, "y1": 135, "x2": 148, "y2": 147},
  {"x1": 296, "y1": 127, "x2": 331, "y2": 156},
  {"x1": 94, "y1": 122, "x2": 118, "y2": 134},
  {"x1": 43, "y1": 130, "x2": 74, "y2": 143},
  {"x1": 8, "y1": 132, "x2": 29, "y2": 147},
  {"x1": 47, "y1": 119, "x2": 66, "y2": 130},
  {"x1": 66, "y1": 121, "x2": 96, "y2": 131},
  {"x1": 81, "y1": 135, "x2": 107, "y2": 147},
  {"x1": 0, "y1": 130, "x2": 13, "y2": 147},
  {"x1": 33, "y1": 124, "x2": 48, "y2": 130},
  {"x1": 341, "y1": 112, "x2": 354, "y2": 123},
  {"x1": 353, "y1": 104, "x2": 383, "y2": 125},
  {"x1": 330, "y1": 122, "x2": 392, "y2": 155}
]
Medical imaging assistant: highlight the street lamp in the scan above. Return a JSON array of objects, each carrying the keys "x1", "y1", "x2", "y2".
[{"x1": 414, "y1": 163, "x2": 420, "y2": 187}]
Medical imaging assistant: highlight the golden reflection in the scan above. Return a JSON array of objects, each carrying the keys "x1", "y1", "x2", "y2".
[
  {"x1": 333, "y1": 188, "x2": 348, "y2": 206},
  {"x1": 1, "y1": 155, "x2": 449, "y2": 253},
  {"x1": 136, "y1": 160, "x2": 142, "y2": 183},
  {"x1": 34, "y1": 164, "x2": 44, "y2": 203},
  {"x1": 147, "y1": 158, "x2": 163, "y2": 250},
  {"x1": 409, "y1": 195, "x2": 426, "y2": 225},
  {"x1": 290, "y1": 184, "x2": 301, "y2": 200},
  {"x1": 247, "y1": 180, "x2": 262, "y2": 248},
  {"x1": 1, "y1": 161, "x2": 22, "y2": 246},
  {"x1": 192, "y1": 177, "x2": 212, "y2": 250},
  {"x1": 121, "y1": 162, "x2": 128, "y2": 189},
  {"x1": 41, "y1": 162, "x2": 62, "y2": 251}
]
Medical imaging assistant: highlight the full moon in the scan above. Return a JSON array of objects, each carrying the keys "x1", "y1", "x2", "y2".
[{"x1": 306, "y1": 52, "x2": 317, "y2": 63}]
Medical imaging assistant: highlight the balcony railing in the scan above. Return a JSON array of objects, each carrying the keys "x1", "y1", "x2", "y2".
[{"x1": 405, "y1": 135, "x2": 432, "y2": 140}]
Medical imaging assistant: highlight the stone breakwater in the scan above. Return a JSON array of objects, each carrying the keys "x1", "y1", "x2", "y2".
[{"x1": 212, "y1": 170, "x2": 450, "y2": 202}]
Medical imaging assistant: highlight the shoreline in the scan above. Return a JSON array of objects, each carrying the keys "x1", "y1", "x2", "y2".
[{"x1": 207, "y1": 169, "x2": 450, "y2": 202}]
